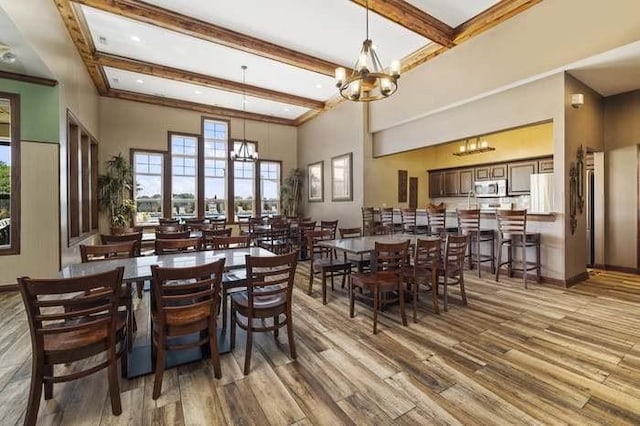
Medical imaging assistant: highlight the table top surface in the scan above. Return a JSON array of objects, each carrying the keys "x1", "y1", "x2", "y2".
[
  {"x1": 60, "y1": 247, "x2": 274, "y2": 282},
  {"x1": 318, "y1": 234, "x2": 439, "y2": 255}
]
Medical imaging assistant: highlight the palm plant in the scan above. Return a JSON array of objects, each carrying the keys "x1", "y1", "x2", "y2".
[
  {"x1": 280, "y1": 168, "x2": 304, "y2": 217},
  {"x1": 98, "y1": 153, "x2": 136, "y2": 230}
]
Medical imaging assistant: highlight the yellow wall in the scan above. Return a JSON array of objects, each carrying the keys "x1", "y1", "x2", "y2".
[{"x1": 365, "y1": 121, "x2": 554, "y2": 208}]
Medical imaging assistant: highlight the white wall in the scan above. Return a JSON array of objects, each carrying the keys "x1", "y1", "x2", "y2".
[{"x1": 298, "y1": 101, "x2": 365, "y2": 229}]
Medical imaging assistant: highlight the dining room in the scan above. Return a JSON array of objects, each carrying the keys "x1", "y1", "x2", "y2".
[{"x1": 2, "y1": 0, "x2": 640, "y2": 425}]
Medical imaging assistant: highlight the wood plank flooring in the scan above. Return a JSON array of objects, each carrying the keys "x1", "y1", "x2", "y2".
[{"x1": 1, "y1": 267, "x2": 640, "y2": 424}]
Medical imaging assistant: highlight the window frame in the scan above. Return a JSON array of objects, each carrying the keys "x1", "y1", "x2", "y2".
[
  {"x1": 256, "y1": 159, "x2": 282, "y2": 217},
  {"x1": 130, "y1": 148, "x2": 169, "y2": 226},
  {"x1": 0, "y1": 91, "x2": 20, "y2": 255},
  {"x1": 230, "y1": 139, "x2": 259, "y2": 220},
  {"x1": 202, "y1": 118, "x2": 229, "y2": 219},
  {"x1": 168, "y1": 131, "x2": 202, "y2": 219}
]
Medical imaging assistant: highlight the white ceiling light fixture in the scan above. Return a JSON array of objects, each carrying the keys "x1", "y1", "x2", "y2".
[
  {"x1": 335, "y1": 0, "x2": 400, "y2": 102},
  {"x1": 229, "y1": 65, "x2": 258, "y2": 163},
  {"x1": 130, "y1": 35, "x2": 141, "y2": 42},
  {"x1": 136, "y1": 78, "x2": 144, "y2": 84},
  {"x1": 0, "y1": 43, "x2": 17, "y2": 64}
]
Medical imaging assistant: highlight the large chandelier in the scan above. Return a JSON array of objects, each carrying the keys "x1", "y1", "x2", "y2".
[
  {"x1": 230, "y1": 65, "x2": 258, "y2": 162},
  {"x1": 335, "y1": 0, "x2": 400, "y2": 102}
]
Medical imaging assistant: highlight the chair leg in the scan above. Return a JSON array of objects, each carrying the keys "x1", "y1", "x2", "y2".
[
  {"x1": 322, "y1": 271, "x2": 328, "y2": 305},
  {"x1": 209, "y1": 319, "x2": 222, "y2": 379},
  {"x1": 307, "y1": 267, "x2": 314, "y2": 295},
  {"x1": 243, "y1": 326, "x2": 253, "y2": 375},
  {"x1": 491, "y1": 235, "x2": 496, "y2": 274},
  {"x1": 222, "y1": 288, "x2": 228, "y2": 332},
  {"x1": 522, "y1": 237, "x2": 528, "y2": 289},
  {"x1": 536, "y1": 238, "x2": 541, "y2": 283},
  {"x1": 274, "y1": 315, "x2": 279, "y2": 340},
  {"x1": 443, "y1": 274, "x2": 449, "y2": 312},
  {"x1": 43, "y1": 364, "x2": 53, "y2": 400},
  {"x1": 152, "y1": 339, "x2": 166, "y2": 400},
  {"x1": 431, "y1": 269, "x2": 440, "y2": 315},
  {"x1": 372, "y1": 288, "x2": 379, "y2": 334},
  {"x1": 286, "y1": 309, "x2": 297, "y2": 360},
  {"x1": 507, "y1": 243, "x2": 513, "y2": 278},
  {"x1": 25, "y1": 360, "x2": 43, "y2": 426},
  {"x1": 230, "y1": 304, "x2": 237, "y2": 350},
  {"x1": 399, "y1": 282, "x2": 408, "y2": 327},
  {"x1": 136, "y1": 281, "x2": 143, "y2": 299},
  {"x1": 476, "y1": 234, "x2": 482, "y2": 278},
  {"x1": 412, "y1": 278, "x2": 418, "y2": 323},
  {"x1": 460, "y1": 270, "x2": 468, "y2": 306},
  {"x1": 495, "y1": 240, "x2": 502, "y2": 282},
  {"x1": 107, "y1": 354, "x2": 122, "y2": 415},
  {"x1": 349, "y1": 277, "x2": 355, "y2": 318}
]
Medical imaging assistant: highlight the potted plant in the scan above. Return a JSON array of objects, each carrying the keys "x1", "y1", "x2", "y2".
[
  {"x1": 98, "y1": 153, "x2": 136, "y2": 234},
  {"x1": 280, "y1": 168, "x2": 304, "y2": 217}
]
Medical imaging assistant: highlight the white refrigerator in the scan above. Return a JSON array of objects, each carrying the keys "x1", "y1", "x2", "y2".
[{"x1": 530, "y1": 173, "x2": 554, "y2": 213}]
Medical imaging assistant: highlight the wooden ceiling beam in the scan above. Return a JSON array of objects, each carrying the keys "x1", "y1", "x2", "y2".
[
  {"x1": 350, "y1": 0, "x2": 455, "y2": 48},
  {"x1": 105, "y1": 89, "x2": 296, "y2": 126},
  {"x1": 95, "y1": 53, "x2": 325, "y2": 110},
  {"x1": 453, "y1": 0, "x2": 544, "y2": 44},
  {"x1": 54, "y1": 0, "x2": 108, "y2": 94},
  {"x1": 72, "y1": 0, "x2": 347, "y2": 77}
]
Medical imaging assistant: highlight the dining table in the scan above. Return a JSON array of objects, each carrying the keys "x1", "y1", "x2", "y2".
[
  {"x1": 60, "y1": 247, "x2": 274, "y2": 378},
  {"x1": 318, "y1": 233, "x2": 439, "y2": 256}
]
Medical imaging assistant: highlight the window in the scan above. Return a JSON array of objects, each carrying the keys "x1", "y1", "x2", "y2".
[
  {"x1": 331, "y1": 153, "x2": 353, "y2": 201},
  {"x1": 233, "y1": 145, "x2": 256, "y2": 220},
  {"x1": 132, "y1": 150, "x2": 165, "y2": 225},
  {"x1": 170, "y1": 133, "x2": 199, "y2": 218},
  {"x1": 0, "y1": 92, "x2": 19, "y2": 254},
  {"x1": 67, "y1": 111, "x2": 98, "y2": 245},
  {"x1": 203, "y1": 120, "x2": 227, "y2": 219},
  {"x1": 259, "y1": 161, "x2": 281, "y2": 216}
]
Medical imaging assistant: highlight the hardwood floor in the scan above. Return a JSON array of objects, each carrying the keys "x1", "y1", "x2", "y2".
[{"x1": 2, "y1": 266, "x2": 640, "y2": 424}]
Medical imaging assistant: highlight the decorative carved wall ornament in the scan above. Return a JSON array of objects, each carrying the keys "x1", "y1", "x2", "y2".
[
  {"x1": 569, "y1": 162, "x2": 578, "y2": 235},
  {"x1": 576, "y1": 145, "x2": 585, "y2": 214}
]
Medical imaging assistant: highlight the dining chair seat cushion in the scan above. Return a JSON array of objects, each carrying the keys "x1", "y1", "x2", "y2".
[
  {"x1": 312, "y1": 257, "x2": 351, "y2": 272},
  {"x1": 44, "y1": 313, "x2": 126, "y2": 354},
  {"x1": 351, "y1": 271, "x2": 401, "y2": 290},
  {"x1": 231, "y1": 288, "x2": 286, "y2": 310},
  {"x1": 223, "y1": 270, "x2": 247, "y2": 284}
]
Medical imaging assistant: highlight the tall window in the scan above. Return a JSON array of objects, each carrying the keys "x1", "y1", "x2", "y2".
[
  {"x1": 233, "y1": 145, "x2": 255, "y2": 220},
  {"x1": 0, "y1": 93, "x2": 19, "y2": 254},
  {"x1": 203, "y1": 120, "x2": 227, "y2": 219},
  {"x1": 170, "y1": 133, "x2": 198, "y2": 218},
  {"x1": 259, "y1": 161, "x2": 281, "y2": 216},
  {"x1": 132, "y1": 150, "x2": 164, "y2": 225}
]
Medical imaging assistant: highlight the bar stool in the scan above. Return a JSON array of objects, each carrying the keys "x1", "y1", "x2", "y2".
[
  {"x1": 495, "y1": 209, "x2": 541, "y2": 288},
  {"x1": 400, "y1": 208, "x2": 417, "y2": 234},
  {"x1": 379, "y1": 207, "x2": 395, "y2": 234},
  {"x1": 456, "y1": 209, "x2": 495, "y2": 278},
  {"x1": 361, "y1": 207, "x2": 375, "y2": 236}
]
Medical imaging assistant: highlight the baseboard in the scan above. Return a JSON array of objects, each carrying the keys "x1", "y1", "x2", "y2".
[
  {"x1": 0, "y1": 283, "x2": 18, "y2": 293},
  {"x1": 477, "y1": 265, "x2": 565, "y2": 287},
  {"x1": 564, "y1": 271, "x2": 590, "y2": 287},
  {"x1": 598, "y1": 264, "x2": 640, "y2": 274}
]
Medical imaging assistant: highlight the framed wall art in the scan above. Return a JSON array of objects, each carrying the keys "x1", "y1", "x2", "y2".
[{"x1": 307, "y1": 161, "x2": 324, "y2": 202}]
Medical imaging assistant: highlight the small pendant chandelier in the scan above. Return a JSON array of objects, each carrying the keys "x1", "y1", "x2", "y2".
[
  {"x1": 335, "y1": 0, "x2": 400, "y2": 102},
  {"x1": 230, "y1": 65, "x2": 258, "y2": 162}
]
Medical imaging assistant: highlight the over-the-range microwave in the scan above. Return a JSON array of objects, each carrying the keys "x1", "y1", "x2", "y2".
[{"x1": 474, "y1": 179, "x2": 507, "y2": 198}]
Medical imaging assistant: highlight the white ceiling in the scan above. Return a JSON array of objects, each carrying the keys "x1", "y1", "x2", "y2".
[
  {"x1": 142, "y1": 0, "x2": 430, "y2": 65},
  {"x1": 568, "y1": 41, "x2": 640, "y2": 96},
  {"x1": 404, "y1": 0, "x2": 501, "y2": 27},
  {"x1": 105, "y1": 67, "x2": 310, "y2": 119},
  {"x1": 0, "y1": 7, "x2": 53, "y2": 79}
]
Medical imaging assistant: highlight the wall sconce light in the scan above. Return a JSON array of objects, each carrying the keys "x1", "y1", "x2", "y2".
[{"x1": 571, "y1": 93, "x2": 584, "y2": 109}]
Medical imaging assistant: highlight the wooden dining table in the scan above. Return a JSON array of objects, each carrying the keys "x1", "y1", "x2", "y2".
[
  {"x1": 317, "y1": 233, "x2": 439, "y2": 256},
  {"x1": 60, "y1": 247, "x2": 274, "y2": 378}
]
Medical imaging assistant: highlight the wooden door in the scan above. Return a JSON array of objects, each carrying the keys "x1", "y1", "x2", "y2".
[
  {"x1": 458, "y1": 169, "x2": 474, "y2": 194},
  {"x1": 508, "y1": 161, "x2": 537, "y2": 194},
  {"x1": 428, "y1": 171, "x2": 443, "y2": 199},
  {"x1": 409, "y1": 177, "x2": 418, "y2": 209}
]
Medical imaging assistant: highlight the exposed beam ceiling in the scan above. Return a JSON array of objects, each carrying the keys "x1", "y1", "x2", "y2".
[
  {"x1": 105, "y1": 89, "x2": 296, "y2": 126},
  {"x1": 350, "y1": 0, "x2": 455, "y2": 48},
  {"x1": 72, "y1": 0, "x2": 347, "y2": 77},
  {"x1": 94, "y1": 53, "x2": 325, "y2": 110}
]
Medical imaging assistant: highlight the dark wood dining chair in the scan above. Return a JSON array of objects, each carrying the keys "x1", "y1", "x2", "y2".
[
  {"x1": 439, "y1": 234, "x2": 469, "y2": 312},
  {"x1": 248, "y1": 217, "x2": 268, "y2": 246},
  {"x1": 209, "y1": 217, "x2": 227, "y2": 230},
  {"x1": 158, "y1": 218, "x2": 179, "y2": 226},
  {"x1": 350, "y1": 240, "x2": 410, "y2": 334},
  {"x1": 101, "y1": 232, "x2": 145, "y2": 297},
  {"x1": 339, "y1": 227, "x2": 370, "y2": 273},
  {"x1": 210, "y1": 236, "x2": 251, "y2": 332},
  {"x1": 307, "y1": 230, "x2": 352, "y2": 305},
  {"x1": 156, "y1": 224, "x2": 184, "y2": 233},
  {"x1": 379, "y1": 207, "x2": 395, "y2": 234},
  {"x1": 18, "y1": 268, "x2": 126, "y2": 426},
  {"x1": 406, "y1": 238, "x2": 441, "y2": 321},
  {"x1": 361, "y1": 207, "x2": 375, "y2": 236},
  {"x1": 401, "y1": 208, "x2": 417, "y2": 234},
  {"x1": 230, "y1": 251, "x2": 298, "y2": 375},
  {"x1": 320, "y1": 220, "x2": 339, "y2": 239},
  {"x1": 184, "y1": 217, "x2": 205, "y2": 225},
  {"x1": 202, "y1": 228, "x2": 233, "y2": 249},
  {"x1": 155, "y1": 237, "x2": 202, "y2": 255},
  {"x1": 296, "y1": 221, "x2": 317, "y2": 257},
  {"x1": 150, "y1": 259, "x2": 225, "y2": 399},
  {"x1": 261, "y1": 222, "x2": 291, "y2": 254},
  {"x1": 155, "y1": 230, "x2": 191, "y2": 240}
]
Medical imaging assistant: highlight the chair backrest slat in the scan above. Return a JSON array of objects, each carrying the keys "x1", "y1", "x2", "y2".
[
  {"x1": 339, "y1": 227, "x2": 362, "y2": 239},
  {"x1": 81, "y1": 241, "x2": 137, "y2": 263},
  {"x1": 209, "y1": 235, "x2": 250, "y2": 250},
  {"x1": 245, "y1": 252, "x2": 298, "y2": 310}
]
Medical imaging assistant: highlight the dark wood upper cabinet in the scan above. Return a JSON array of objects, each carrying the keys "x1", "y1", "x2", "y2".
[
  {"x1": 428, "y1": 171, "x2": 444, "y2": 199},
  {"x1": 508, "y1": 160, "x2": 537, "y2": 195},
  {"x1": 443, "y1": 170, "x2": 459, "y2": 196},
  {"x1": 458, "y1": 169, "x2": 474, "y2": 194},
  {"x1": 491, "y1": 164, "x2": 507, "y2": 179},
  {"x1": 474, "y1": 166, "x2": 490, "y2": 181},
  {"x1": 475, "y1": 164, "x2": 507, "y2": 180},
  {"x1": 538, "y1": 158, "x2": 554, "y2": 173}
]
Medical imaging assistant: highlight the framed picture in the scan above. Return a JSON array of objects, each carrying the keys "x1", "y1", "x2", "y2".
[
  {"x1": 331, "y1": 153, "x2": 353, "y2": 202},
  {"x1": 307, "y1": 161, "x2": 324, "y2": 202}
]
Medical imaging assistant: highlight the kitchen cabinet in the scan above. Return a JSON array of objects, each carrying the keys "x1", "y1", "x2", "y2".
[
  {"x1": 444, "y1": 170, "x2": 459, "y2": 196},
  {"x1": 508, "y1": 160, "x2": 537, "y2": 194},
  {"x1": 538, "y1": 157, "x2": 554, "y2": 173},
  {"x1": 458, "y1": 169, "x2": 474, "y2": 194},
  {"x1": 428, "y1": 171, "x2": 444, "y2": 198},
  {"x1": 475, "y1": 164, "x2": 507, "y2": 181}
]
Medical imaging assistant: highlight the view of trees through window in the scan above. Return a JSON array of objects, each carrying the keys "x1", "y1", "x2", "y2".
[
  {"x1": 171, "y1": 134, "x2": 198, "y2": 218},
  {"x1": 133, "y1": 151, "x2": 164, "y2": 224},
  {"x1": 260, "y1": 161, "x2": 280, "y2": 216},
  {"x1": 203, "y1": 120, "x2": 226, "y2": 218}
]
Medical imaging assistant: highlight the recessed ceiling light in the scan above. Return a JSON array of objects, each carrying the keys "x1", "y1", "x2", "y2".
[
  {"x1": 315, "y1": 83, "x2": 323, "y2": 89},
  {"x1": 194, "y1": 90, "x2": 201, "y2": 95},
  {"x1": 283, "y1": 107, "x2": 290, "y2": 112},
  {"x1": 130, "y1": 35, "x2": 141, "y2": 42},
  {"x1": 136, "y1": 79, "x2": 144, "y2": 84},
  {"x1": 243, "y1": 99, "x2": 249, "y2": 104}
]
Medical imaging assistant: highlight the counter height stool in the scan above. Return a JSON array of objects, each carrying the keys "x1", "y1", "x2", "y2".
[
  {"x1": 401, "y1": 208, "x2": 417, "y2": 234},
  {"x1": 379, "y1": 207, "x2": 395, "y2": 235},
  {"x1": 427, "y1": 205, "x2": 446, "y2": 236},
  {"x1": 361, "y1": 207, "x2": 375, "y2": 236},
  {"x1": 457, "y1": 209, "x2": 495, "y2": 278},
  {"x1": 495, "y1": 209, "x2": 541, "y2": 288}
]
